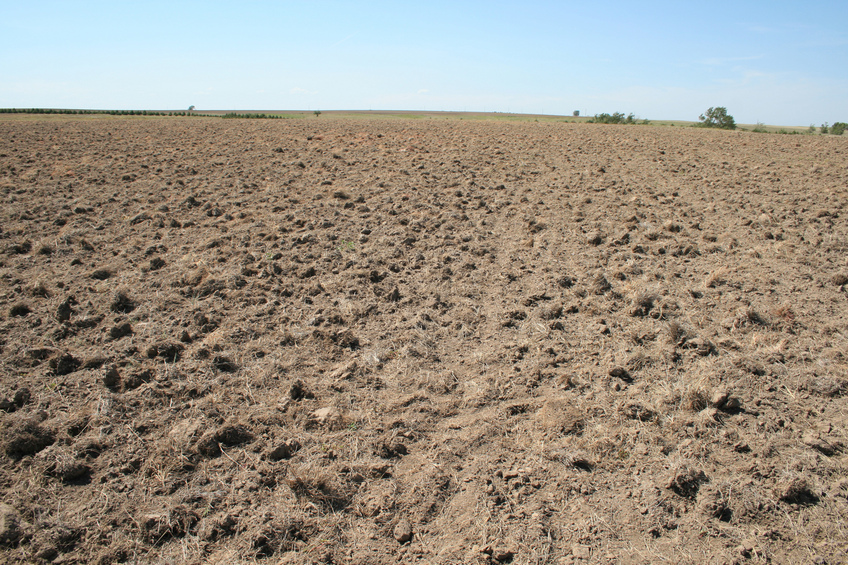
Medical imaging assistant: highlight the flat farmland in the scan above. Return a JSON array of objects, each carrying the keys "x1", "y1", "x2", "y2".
[{"x1": 0, "y1": 116, "x2": 847, "y2": 564}]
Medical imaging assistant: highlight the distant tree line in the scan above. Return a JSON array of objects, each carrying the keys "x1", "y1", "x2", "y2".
[
  {"x1": 220, "y1": 113, "x2": 288, "y2": 119},
  {"x1": 0, "y1": 108, "x2": 289, "y2": 119},
  {"x1": 0, "y1": 108, "x2": 198, "y2": 116},
  {"x1": 587, "y1": 112, "x2": 648, "y2": 125}
]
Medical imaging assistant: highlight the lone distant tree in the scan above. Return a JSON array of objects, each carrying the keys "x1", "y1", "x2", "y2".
[
  {"x1": 314, "y1": 110, "x2": 322, "y2": 117},
  {"x1": 188, "y1": 105, "x2": 195, "y2": 112},
  {"x1": 573, "y1": 110, "x2": 580, "y2": 117},
  {"x1": 698, "y1": 107, "x2": 736, "y2": 130}
]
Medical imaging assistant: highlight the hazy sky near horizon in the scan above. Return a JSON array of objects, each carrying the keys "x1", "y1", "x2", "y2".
[{"x1": 2, "y1": 0, "x2": 846, "y2": 125}]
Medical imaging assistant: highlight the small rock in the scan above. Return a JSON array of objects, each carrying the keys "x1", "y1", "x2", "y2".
[
  {"x1": 571, "y1": 544, "x2": 590, "y2": 559},
  {"x1": 710, "y1": 389, "x2": 730, "y2": 408},
  {"x1": 710, "y1": 388, "x2": 741, "y2": 411},
  {"x1": 310, "y1": 406, "x2": 349, "y2": 430},
  {"x1": 609, "y1": 367, "x2": 633, "y2": 383},
  {"x1": 723, "y1": 397, "x2": 742, "y2": 411},
  {"x1": 267, "y1": 439, "x2": 301, "y2": 461},
  {"x1": 736, "y1": 538, "x2": 758, "y2": 558},
  {"x1": 832, "y1": 273, "x2": 848, "y2": 286},
  {"x1": 393, "y1": 519, "x2": 412, "y2": 544}
]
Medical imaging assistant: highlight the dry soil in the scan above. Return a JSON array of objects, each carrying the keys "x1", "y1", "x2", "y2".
[{"x1": 0, "y1": 116, "x2": 847, "y2": 564}]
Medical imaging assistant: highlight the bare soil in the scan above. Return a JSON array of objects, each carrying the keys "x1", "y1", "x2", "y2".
[{"x1": 1, "y1": 116, "x2": 847, "y2": 564}]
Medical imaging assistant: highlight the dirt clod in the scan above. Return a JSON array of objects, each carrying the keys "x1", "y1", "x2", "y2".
[
  {"x1": 267, "y1": 439, "x2": 301, "y2": 461},
  {"x1": 667, "y1": 464, "x2": 709, "y2": 498},
  {"x1": 109, "y1": 322, "x2": 133, "y2": 339},
  {"x1": 9, "y1": 303, "x2": 30, "y2": 317},
  {"x1": 535, "y1": 399, "x2": 584, "y2": 434},
  {"x1": 56, "y1": 296, "x2": 76, "y2": 322},
  {"x1": 393, "y1": 518, "x2": 413, "y2": 544},
  {"x1": 0, "y1": 503, "x2": 29, "y2": 546},
  {"x1": 775, "y1": 476, "x2": 819, "y2": 505},
  {"x1": 3, "y1": 417, "x2": 55, "y2": 458},
  {"x1": 50, "y1": 353, "x2": 80, "y2": 375},
  {"x1": 110, "y1": 291, "x2": 135, "y2": 313}
]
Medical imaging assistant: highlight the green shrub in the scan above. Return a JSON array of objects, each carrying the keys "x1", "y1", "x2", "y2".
[
  {"x1": 589, "y1": 112, "x2": 637, "y2": 124},
  {"x1": 697, "y1": 107, "x2": 736, "y2": 130},
  {"x1": 830, "y1": 122, "x2": 846, "y2": 136},
  {"x1": 821, "y1": 122, "x2": 829, "y2": 134}
]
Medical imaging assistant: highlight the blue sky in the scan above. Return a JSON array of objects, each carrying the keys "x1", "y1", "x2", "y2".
[{"x1": 1, "y1": 0, "x2": 846, "y2": 125}]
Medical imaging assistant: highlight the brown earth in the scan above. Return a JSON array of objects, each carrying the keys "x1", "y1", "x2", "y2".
[{"x1": 0, "y1": 115, "x2": 847, "y2": 564}]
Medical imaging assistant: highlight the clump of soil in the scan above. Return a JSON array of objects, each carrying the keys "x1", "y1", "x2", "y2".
[{"x1": 1, "y1": 115, "x2": 847, "y2": 563}]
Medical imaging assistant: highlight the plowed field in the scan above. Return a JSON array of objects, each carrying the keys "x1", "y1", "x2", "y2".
[{"x1": 1, "y1": 116, "x2": 847, "y2": 564}]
